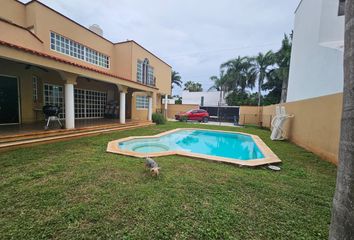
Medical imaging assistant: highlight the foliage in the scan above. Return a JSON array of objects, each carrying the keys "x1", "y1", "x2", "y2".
[
  {"x1": 249, "y1": 50, "x2": 276, "y2": 106},
  {"x1": 171, "y1": 70, "x2": 182, "y2": 89},
  {"x1": 174, "y1": 95, "x2": 182, "y2": 104},
  {"x1": 179, "y1": 115, "x2": 188, "y2": 122},
  {"x1": 261, "y1": 69, "x2": 283, "y2": 105},
  {"x1": 221, "y1": 56, "x2": 257, "y2": 93},
  {"x1": 211, "y1": 34, "x2": 292, "y2": 106},
  {"x1": 0, "y1": 122, "x2": 336, "y2": 239},
  {"x1": 184, "y1": 81, "x2": 203, "y2": 92},
  {"x1": 225, "y1": 91, "x2": 259, "y2": 106},
  {"x1": 152, "y1": 113, "x2": 166, "y2": 124}
]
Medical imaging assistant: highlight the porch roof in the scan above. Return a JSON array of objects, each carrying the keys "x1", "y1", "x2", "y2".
[{"x1": 0, "y1": 40, "x2": 159, "y2": 91}]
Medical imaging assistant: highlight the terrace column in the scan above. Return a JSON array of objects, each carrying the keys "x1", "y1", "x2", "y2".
[
  {"x1": 119, "y1": 91, "x2": 126, "y2": 124},
  {"x1": 148, "y1": 96, "x2": 153, "y2": 121},
  {"x1": 117, "y1": 85, "x2": 128, "y2": 124},
  {"x1": 164, "y1": 95, "x2": 168, "y2": 117},
  {"x1": 60, "y1": 72, "x2": 77, "y2": 129},
  {"x1": 64, "y1": 83, "x2": 75, "y2": 129}
]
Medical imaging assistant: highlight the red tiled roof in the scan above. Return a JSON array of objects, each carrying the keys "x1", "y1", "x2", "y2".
[{"x1": 0, "y1": 40, "x2": 158, "y2": 90}]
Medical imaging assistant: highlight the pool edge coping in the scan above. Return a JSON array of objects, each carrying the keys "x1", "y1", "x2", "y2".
[{"x1": 106, "y1": 128, "x2": 282, "y2": 167}]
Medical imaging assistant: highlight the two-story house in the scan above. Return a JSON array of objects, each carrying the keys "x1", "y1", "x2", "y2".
[{"x1": 0, "y1": 0, "x2": 172, "y2": 130}]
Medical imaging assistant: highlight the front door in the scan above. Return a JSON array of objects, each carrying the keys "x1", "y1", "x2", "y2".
[{"x1": 0, "y1": 75, "x2": 20, "y2": 124}]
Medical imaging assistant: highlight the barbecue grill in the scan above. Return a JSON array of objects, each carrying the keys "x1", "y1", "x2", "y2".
[{"x1": 42, "y1": 105, "x2": 63, "y2": 130}]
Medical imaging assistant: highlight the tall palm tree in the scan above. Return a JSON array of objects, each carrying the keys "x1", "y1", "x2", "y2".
[
  {"x1": 276, "y1": 34, "x2": 292, "y2": 103},
  {"x1": 208, "y1": 71, "x2": 228, "y2": 92},
  {"x1": 184, "y1": 81, "x2": 203, "y2": 92},
  {"x1": 250, "y1": 51, "x2": 275, "y2": 106},
  {"x1": 171, "y1": 70, "x2": 182, "y2": 89},
  {"x1": 221, "y1": 56, "x2": 256, "y2": 93},
  {"x1": 329, "y1": 0, "x2": 354, "y2": 238}
]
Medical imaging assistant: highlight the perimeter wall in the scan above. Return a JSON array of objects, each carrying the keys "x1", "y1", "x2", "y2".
[{"x1": 239, "y1": 93, "x2": 343, "y2": 165}]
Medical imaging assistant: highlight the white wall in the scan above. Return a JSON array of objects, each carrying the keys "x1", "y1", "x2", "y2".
[
  {"x1": 181, "y1": 91, "x2": 226, "y2": 106},
  {"x1": 162, "y1": 98, "x2": 177, "y2": 104},
  {"x1": 287, "y1": 0, "x2": 344, "y2": 102}
]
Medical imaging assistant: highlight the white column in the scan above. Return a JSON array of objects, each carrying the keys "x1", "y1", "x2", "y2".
[
  {"x1": 119, "y1": 91, "x2": 126, "y2": 124},
  {"x1": 64, "y1": 83, "x2": 75, "y2": 129},
  {"x1": 148, "y1": 96, "x2": 153, "y2": 121},
  {"x1": 164, "y1": 95, "x2": 168, "y2": 110},
  {"x1": 164, "y1": 95, "x2": 168, "y2": 118}
]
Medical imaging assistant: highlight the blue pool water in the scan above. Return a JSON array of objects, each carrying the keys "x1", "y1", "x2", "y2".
[{"x1": 119, "y1": 129, "x2": 264, "y2": 160}]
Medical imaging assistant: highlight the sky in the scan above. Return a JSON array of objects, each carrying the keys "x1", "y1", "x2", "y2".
[{"x1": 21, "y1": 0, "x2": 300, "y2": 96}]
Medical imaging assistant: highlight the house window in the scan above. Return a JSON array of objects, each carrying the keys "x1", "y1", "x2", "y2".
[
  {"x1": 44, "y1": 83, "x2": 64, "y2": 116},
  {"x1": 137, "y1": 58, "x2": 154, "y2": 86},
  {"x1": 338, "y1": 0, "x2": 345, "y2": 16},
  {"x1": 137, "y1": 60, "x2": 143, "y2": 83},
  {"x1": 136, "y1": 95, "x2": 149, "y2": 109},
  {"x1": 32, "y1": 76, "x2": 38, "y2": 102},
  {"x1": 147, "y1": 66, "x2": 154, "y2": 86},
  {"x1": 50, "y1": 32, "x2": 109, "y2": 68},
  {"x1": 74, "y1": 88, "x2": 107, "y2": 119}
]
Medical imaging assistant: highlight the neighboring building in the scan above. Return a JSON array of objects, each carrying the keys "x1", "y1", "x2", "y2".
[
  {"x1": 181, "y1": 91, "x2": 226, "y2": 106},
  {"x1": 0, "y1": 0, "x2": 171, "y2": 128},
  {"x1": 162, "y1": 97, "x2": 178, "y2": 104},
  {"x1": 287, "y1": 0, "x2": 344, "y2": 102}
]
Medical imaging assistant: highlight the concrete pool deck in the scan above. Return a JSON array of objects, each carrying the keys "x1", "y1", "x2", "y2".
[{"x1": 106, "y1": 128, "x2": 281, "y2": 167}]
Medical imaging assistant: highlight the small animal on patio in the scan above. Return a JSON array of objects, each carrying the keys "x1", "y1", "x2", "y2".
[{"x1": 145, "y1": 157, "x2": 161, "y2": 176}]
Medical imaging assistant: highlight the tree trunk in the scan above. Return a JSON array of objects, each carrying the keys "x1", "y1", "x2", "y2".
[
  {"x1": 329, "y1": 0, "x2": 354, "y2": 239},
  {"x1": 280, "y1": 76, "x2": 288, "y2": 103},
  {"x1": 258, "y1": 79, "x2": 262, "y2": 107}
]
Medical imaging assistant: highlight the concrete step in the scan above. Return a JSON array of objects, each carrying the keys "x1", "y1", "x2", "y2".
[
  {"x1": 0, "y1": 121, "x2": 148, "y2": 144},
  {"x1": 0, "y1": 122, "x2": 154, "y2": 150}
]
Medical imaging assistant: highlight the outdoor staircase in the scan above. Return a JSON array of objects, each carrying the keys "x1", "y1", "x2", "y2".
[{"x1": 0, "y1": 121, "x2": 154, "y2": 150}]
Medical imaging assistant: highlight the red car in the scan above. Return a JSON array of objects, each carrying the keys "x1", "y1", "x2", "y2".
[{"x1": 175, "y1": 109, "x2": 209, "y2": 122}]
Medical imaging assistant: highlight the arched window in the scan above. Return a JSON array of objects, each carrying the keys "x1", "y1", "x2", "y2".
[
  {"x1": 142, "y1": 58, "x2": 149, "y2": 85},
  {"x1": 137, "y1": 58, "x2": 154, "y2": 86}
]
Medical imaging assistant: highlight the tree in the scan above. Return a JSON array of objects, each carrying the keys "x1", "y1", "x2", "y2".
[
  {"x1": 262, "y1": 68, "x2": 283, "y2": 105},
  {"x1": 174, "y1": 96, "x2": 182, "y2": 104},
  {"x1": 276, "y1": 34, "x2": 292, "y2": 103},
  {"x1": 208, "y1": 71, "x2": 228, "y2": 92},
  {"x1": 221, "y1": 56, "x2": 257, "y2": 93},
  {"x1": 184, "y1": 81, "x2": 203, "y2": 92},
  {"x1": 208, "y1": 71, "x2": 228, "y2": 116},
  {"x1": 250, "y1": 51, "x2": 275, "y2": 106},
  {"x1": 171, "y1": 70, "x2": 182, "y2": 89},
  {"x1": 329, "y1": 0, "x2": 354, "y2": 238}
]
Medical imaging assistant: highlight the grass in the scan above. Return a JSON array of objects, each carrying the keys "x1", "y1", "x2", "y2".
[{"x1": 0, "y1": 122, "x2": 336, "y2": 239}]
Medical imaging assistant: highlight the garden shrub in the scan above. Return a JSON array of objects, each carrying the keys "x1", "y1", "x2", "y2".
[
  {"x1": 152, "y1": 113, "x2": 166, "y2": 124},
  {"x1": 180, "y1": 115, "x2": 188, "y2": 122}
]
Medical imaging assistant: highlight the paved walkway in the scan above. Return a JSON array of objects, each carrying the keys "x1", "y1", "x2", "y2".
[{"x1": 168, "y1": 119, "x2": 241, "y2": 127}]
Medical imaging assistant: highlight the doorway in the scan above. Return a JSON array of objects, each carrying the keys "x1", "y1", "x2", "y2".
[{"x1": 0, "y1": 75, "x2": 20, "y2": 124}]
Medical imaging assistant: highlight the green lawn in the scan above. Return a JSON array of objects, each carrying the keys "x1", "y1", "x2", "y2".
[{"x1": 0, "y1": 122, "x2": 336, "y2": 239}]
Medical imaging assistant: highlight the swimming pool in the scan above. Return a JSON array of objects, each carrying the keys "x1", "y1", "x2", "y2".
[{"x1": 107, "y1": 128, "x2": 281, "y2": 167}]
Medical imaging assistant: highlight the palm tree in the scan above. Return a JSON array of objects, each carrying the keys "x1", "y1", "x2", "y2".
[
  {"x1": 208, "y1": 71, "x2": 228, "y2": 92},
  {"x1": 171, "y1": 70, "x2": 182, "y2": 89},
  {"x1": 221, "y1": 56, "x2": 256, "y2": 93},
  {"x1": 276, "y1": 34, "x2": 292, "y2": 103},
  {"x1": 329, "y1": 0, "x2": 354, "y2": 238},
  {"x1": 250, "y1": 51, "x2": 275, "y2": 106},
  {"x1": 184, "y1": 81, "x2": 203, "y2": 92},
  {"x1": 262, "y1": 68, "x2": 283, "y2": 105}
]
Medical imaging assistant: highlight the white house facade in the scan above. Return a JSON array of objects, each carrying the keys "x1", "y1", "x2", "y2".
[
  {"x1": 287, "y1": 0, "x2": 344, "y2": 102},
  {"x1": 181, "y1": 91, "x2": 227, "y2": 106}
]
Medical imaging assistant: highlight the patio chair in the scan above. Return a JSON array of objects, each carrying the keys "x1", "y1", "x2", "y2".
[
  {"x1": 104, "y1": 101, "x2": 119, "y2": 118},
  {"x1": 43, "y1": 105, "x2": 64, "y2": 130},
  {"x1": 270, "y1": 106, "x2": 294, "y2": 140}
]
